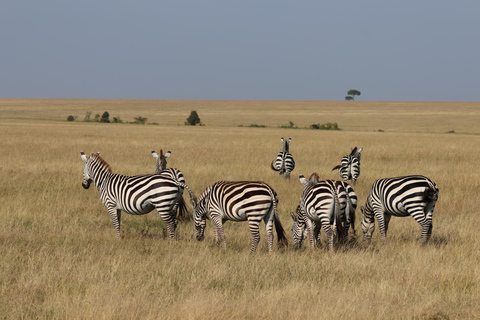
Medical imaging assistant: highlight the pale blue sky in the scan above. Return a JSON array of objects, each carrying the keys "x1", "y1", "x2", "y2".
[{"x1": 1, "y1": 1, "x2": 479, "y2": 101}]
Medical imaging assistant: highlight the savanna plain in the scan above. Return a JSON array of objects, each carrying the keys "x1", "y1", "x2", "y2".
[{"x1": 1, "y1": 99, "x2": 479, "y2": 319}]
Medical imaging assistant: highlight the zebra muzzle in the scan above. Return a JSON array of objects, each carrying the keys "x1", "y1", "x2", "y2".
[{"x1": 82, "y1": 181, "x2": 91, "y2": 189}]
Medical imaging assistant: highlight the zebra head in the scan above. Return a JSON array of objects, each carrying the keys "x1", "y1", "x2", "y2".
[
  {"x1": 360, "y1": 205, "x2": 375, "y2": 241},
  {"x1": 281, "y1": 137, "x2": 291, "y2": 153},
  {"x1": 80, "y1": 152, "x2": 93, "y2": 189},
  {"x1": 151, "y1": 149, "x2": 171, "y2": 173},
  {"x1": 290, "y1": 205, "x2": 307, "y2": 250},
  {"x1": 193, "y1": 193, "x2": 208, "y2": 241}
]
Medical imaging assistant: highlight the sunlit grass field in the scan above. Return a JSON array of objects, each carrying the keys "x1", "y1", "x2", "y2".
[{"x1": 1, "y1": 99, "x2": 479, "y2": 319}]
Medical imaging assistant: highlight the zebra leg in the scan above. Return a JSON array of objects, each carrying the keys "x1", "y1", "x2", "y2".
[
  {"x1": 406, "y1": 205, "x2": 432, "y2": 244},
  {"x1": 313, "y1": 221, "x2": 322, "y2": 248},
  {"x1": 383, "y1": 214, "x2": 392, "y2": 239},
  {"x1": 211, "y1": 215, "x2": 226, "y2": 249},
  {"x1": 247, "y1": 218, "x2": 261, "y2": 254},
  {"x1": 321, "y1": 217, "x2": 334, "y2": 252},
  {"x1": 374, "y1": 209, "x2": 388, "y2": 242},
  {"x1": 157, "y1": 210, "x2": 176, "y2": 240},
  {"x1": 306, "y1": 218, "x2": 315, "y2": 249},
  {"x1": 264, "y1": 212, "x2": 275, "y2": 253},
  {"x1": 107, "y1": 207, "x2": 121, "y2": 239},
  {"x1": 423, "y1": 201, "x2": 436, "y2": 242}
]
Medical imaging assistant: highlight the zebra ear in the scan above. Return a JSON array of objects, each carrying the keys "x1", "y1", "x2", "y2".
[
  {"x1": 288, "y1": 138, "x2": 292, "y2": 142},
  {"x1": 164, "y1": 150, "x2": 171, "y2": 159},
  {"x1": 152, "y1": 151, "x2": 159, "y2": 159},
  {"x1": 281, "y1": 137, "x2": 284, "y2": 142},
  {"x1": 299, "y1": 175, "x2": 308, "y2": 186},
  {"x1": 80, "y1": 152, "x2": 88, "y2": 162}
]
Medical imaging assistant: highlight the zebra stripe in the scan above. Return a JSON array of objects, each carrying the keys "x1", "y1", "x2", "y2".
[
  {"x1": 291, "y1": 173, "x2": 356, "y2": 251},
  {"x1": 271, "y1": 137, "x2": 295, "y2": 178},
  {"x1": 192, "y1": 181, "x2": 288, "y2": 253},
  {"x1": 80, "y1": 152, "x2": 192, "y2": 239},
  {"x1": 332, "y1": 147, "x2": 362, "y2": 185},
  {"x1": 360, "y1": 175, "x2": 439, "y2": 243}
]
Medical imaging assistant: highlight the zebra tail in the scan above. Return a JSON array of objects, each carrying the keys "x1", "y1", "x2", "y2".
[
  {"x1": 268, "y1": 188, "x2": 288, "y2": 248},
  {"x1": 423, "y1": 186, "x2": 438, "y2": 201},
  {"x1": 176, "y1": 195, "x2": 189, "y2": 222},
  {"x1": 332, "y1": 165, "x2": 342, "y2": 171},
  {"x1": 333, "y1": 190, "x2": 345, "y2": 243},
  {"x1": 346, "y1": 193, "x2": 356, "y2": 236}
]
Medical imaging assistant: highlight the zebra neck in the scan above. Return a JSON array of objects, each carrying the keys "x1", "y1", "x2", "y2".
[{"x1": 92, "y1": 170, "x2": 114, "y2": 192}]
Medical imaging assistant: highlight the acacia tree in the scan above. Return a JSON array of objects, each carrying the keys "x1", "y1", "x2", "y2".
[
  {"x1": 346, "y1": 89, "x2": 361, "y2": 100},
  {"x1": 345, "y1": 96, "x2": 354, "y2": 101}
]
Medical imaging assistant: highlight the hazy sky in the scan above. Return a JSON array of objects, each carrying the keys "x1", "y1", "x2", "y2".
[{"x1": 1, "y1": 1, "x2": 479, "y2": 101}]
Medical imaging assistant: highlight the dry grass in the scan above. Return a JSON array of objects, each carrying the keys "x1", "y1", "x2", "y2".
[{"x1": 0, "y1": 99, "x2": 479, "y2": 319}]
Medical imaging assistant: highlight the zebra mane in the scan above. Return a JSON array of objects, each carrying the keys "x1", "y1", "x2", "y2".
[{"x1": 89, "y1": 153, "x2": 112, "y2": 173}]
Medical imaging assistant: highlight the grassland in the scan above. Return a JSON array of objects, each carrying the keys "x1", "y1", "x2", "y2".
[{"x1": 0, "y1": 99, "x2": 479, "y2": 319}]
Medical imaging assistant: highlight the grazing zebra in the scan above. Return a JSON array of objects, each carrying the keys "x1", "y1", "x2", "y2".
[
  {"x1": 290, "y1": 173, "x2": 357, "y2": 251},
  {"x1": 192, "y1": 181, "x2": 288, "y2": 253},
  {"x1": 360, "y1": 175, "x2": 439, "y2": 243},
  {"x1": 80, "y1": 152, "x2": 194, "y2": 239},
  {"x1": 152, "y1": 149, "x2": 171, "y2": 174},
  {"x1": 271, "y1": 137, "x2": 295, "y2": 178},
  {"x1": 332, "y1": 147, "x2": 363, "y2": 185},
  {"x1": 151, "y1": 149, "x2": 188, "y2": 221}
]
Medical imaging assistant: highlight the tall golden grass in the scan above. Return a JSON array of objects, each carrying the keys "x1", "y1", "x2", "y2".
[{"x1": 0, "y1": 99, "x2": 479, "y2": 319}]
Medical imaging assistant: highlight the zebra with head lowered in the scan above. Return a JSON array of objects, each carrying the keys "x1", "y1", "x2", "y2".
[
  {"x1": 271, "y1": 137, "x2": 295, "y2": 178},
  {"x1": 192, "y1": 181, "x2": 288, "y2": 254},
  {"x1": 332, "y1": 147, "x2": 363, "y2": 185},
  {"x1": 80, "y1": 152, "x2": 195, "y2": 239},
  {"x1": 290, "y1": 173, "x2": 357, "y2": 252},
  {"x1": 151, "y1": 149, "x2": 188, "y2": 221},
  {"x1": 361, "y1": 175, "x2": 439, "y2": 243}
]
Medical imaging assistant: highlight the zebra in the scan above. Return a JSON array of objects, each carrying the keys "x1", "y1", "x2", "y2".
[
  {"x1": 151, "y1": 149, "x2": 171, "y2": 174},
  {"x1": 151, "y1": 149, "x2": 188, "y2": 221},
  {"x1": 80, "y1": 152, "x2": 195, "y2": 239},
  {"x1": 271, "y1": 137, "x2": 295, "y2": 178},
  {"x1": 290, "y1": 173, "x2": 357, "y2": 251},
  {"x1": 360, "y1": 175, "x2": 439, "y2": 243},
  {"x1": 332, "y1": 147, "x2": 363, "y2": 185},
  {"x1": 192, "y1": 181, "x2": 288, "y2": 254}
]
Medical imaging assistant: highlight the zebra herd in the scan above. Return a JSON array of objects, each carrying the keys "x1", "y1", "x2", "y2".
[{"x1": 80, "y1": 139, "x2": 439, "y2": 253}]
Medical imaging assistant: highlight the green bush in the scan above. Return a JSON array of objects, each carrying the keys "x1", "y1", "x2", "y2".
[
  {"x1": 67, "y1": 115, "x2": 75, "y2": 122},
  {"x1": 100, "y1": 112, "x2": 110, "y2": 123},
  {"x1": 185, "y1": 111, "x2": 201, "y2": 126},
  {"x1": 310, "y1": 122, "x2": 340, "y2": 130}
]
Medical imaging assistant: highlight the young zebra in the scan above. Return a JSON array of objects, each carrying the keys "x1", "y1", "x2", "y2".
[
  {"x1": 192, "y1": 181, "x2": 288, "y2": 254},
  {"x1": 290, "y1": 173, "x2": 356, "y2": 251},
  {"x1": 271, "y1": 137, "x2": 295, "y2": 178},
  {"x1": 151, "y1": 149, "x2": 188, "y2": 221},
  {"x1": 361, "y1": 175, "x2": 439, "y2": 243},
  {"x1": 80, "y1": 152, "x2": 194, "y2": 239},
  {"x1": 151, "y1": 149, "x2": 171, "y2": 174},
  {"x1": 332, "y1": 147, "x2": 363, "y2": 185}
]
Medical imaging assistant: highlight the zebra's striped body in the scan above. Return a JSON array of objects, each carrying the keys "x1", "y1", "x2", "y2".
[
  {"x1": 361, "y1": 175, "x2": 439, "y2": 243},
  {"x1": 291, "y1": 173, "x2": 357, "y2": 251},
  {"x1": 151, "y1": 149, "x2": 188, "y2": 221},
  {"x1": 193, "y1": 181, "x2": 288, "y2": 253},
  {"x1": 332, "y1": 147, "x2": 362, "y2": 185},
  {"x1": 271, "y1": 137, "x2": 295, "y2": 178},
  {"x1": 80, "y1": 152, "x2": 192, "y2": 239}
]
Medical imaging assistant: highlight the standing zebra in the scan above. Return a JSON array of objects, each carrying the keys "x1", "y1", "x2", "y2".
[
  {"x1": 80, "y1": 152, "x2": 194, "y2": 239},
  {"x1": 290, "y1": 173, "x2": 356, "y2": 251},
  {"x1": 271, "y1": 137, "x2": 295, "y2": 178},
  {"x1": 192, "y1": 181, "x2": 288, "y2": 254},
  {"x1": 332, "y1": 147, "x2": 363, "y2": 185},
  {"x1": 361, "y1": 175, "x2": 439, "y2": 243},
  {"x1": 151, "y1": 149, "x2": 188, "y2": 221}
]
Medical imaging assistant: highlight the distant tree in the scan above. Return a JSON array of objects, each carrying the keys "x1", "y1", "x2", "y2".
[
  {"x1": 345, "y1": 96, "x2": 354, "y2": 101},
  {"x1": 67, "y1": 115, "x2": 75, "y2": 121},
  {"x1": 84, "y1": 111, "x2": 92, "y2": 121},
  {"x1": 113, "y1": 116, "x2": 123, "y2": 123},
  {"x1": 347, "y1": 89, "x2": 361, "y2": 100},
  {"x1": 94, "y1": 114, "x2": 101, "y2": 122},
  {"x1": 185, "y1": 111, "x2": 201, "y2": 126},
  {"x1": 100, "y1": 111, "x2": 110, "y2": 123},
  {"x1": 134, "y1": 116, "x2": 147, "y2": 124}
]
